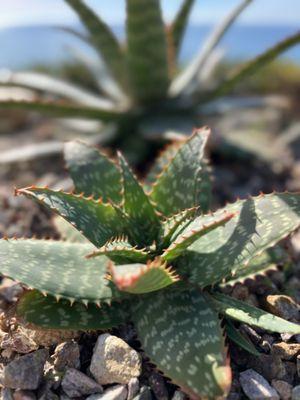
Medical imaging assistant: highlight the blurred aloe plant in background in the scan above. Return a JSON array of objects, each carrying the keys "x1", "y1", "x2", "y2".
[{"x1": 0, "y1": 0, "x2": 299, "y2": 164}]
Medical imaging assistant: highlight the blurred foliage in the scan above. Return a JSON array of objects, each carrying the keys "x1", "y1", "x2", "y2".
[{"x1": 215, "y1": 60, "x2": 300, "y2": 96}]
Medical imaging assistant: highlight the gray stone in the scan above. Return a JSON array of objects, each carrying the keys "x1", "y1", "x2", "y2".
[
  {"x1": 38, "y1": 389, "x2": 58, "y2": 400},
  {"x1": 3, "y1": 349, "x2": 48, "y2": 389},
  {"x1": 272, "y1": 342, "x2": 300, "y2": 360},
  {"x1": 265, "y1": 295, "x2": 299, "y2": 321},
  {"x1": 13, "y1": 391, "x2": 36, "y2": 400},
  {"x1": 37, "y1": 382, "x2": 59, "y2": 400},
  {"x1": 52, "y1": 341, "x2": 80, "y2": 371},
  {"x1": 1, "y1": 327, "x2": 38, "y2": 354},
  {"x1": 1, "y1": 389, "x2": 14, "y2": 400},
  {"x1": 59, "y1": 396, "x2": 70, "y2": 400},
  {"x1": 61, "y1": 368, "x2": 103, "y2": 398},
  {"x1": 148, "y1": 372, "x2": 168, "y2": 400},
  {"x1": 231, "y1": 284, "x2": 249, "y2": 301},
  {"x1": 127, "y1": 378, "x2": 139, "y2": 400},
  {"x1": 292, "y1": 385, "x2": 300, "y2": 400},
  {"x1": 284, "y1": 361, "x2": 297, "y2": 384},
  {"x1": 240, "y1": 369, "x2": 280, "y2": 400},
  {"x1": 171, "y1": 391, "x2": 186, "y2": 400},
  {"x1": 133, "y1": 387, "x2": 152, "y2": 400},
  {"x1": 0, "y1": 279, "x2": 24, "y2": 302},
  {"x1": 86, "y1": 385, "x2": 127, "y2": 400},
  {"x1": 90, "y1": 334, "x2": 142, "y2": 385},
  {"x1": 271, "y1": 380, "x2": 292, "y2": 400},
  {"x1": 247, "y1": 353, "x2": 286, "y2": 381}
]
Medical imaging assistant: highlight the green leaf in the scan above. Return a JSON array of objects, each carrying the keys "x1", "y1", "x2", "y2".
[
  {"x1": 170, "y1": 0, "x2": 253, "y2": 97},
  {"x1": 177, "y1": 193, "x2": 300, "y2": 287},
  {"x1": 225, "y1": 320, "x2": 260, "y2": 356},
  {"x1": 0, "y1": 239, "x2": 122, "y2": 304},
  {"x1": 17, "y1": 290, "x2": 128, "y2": 330},
  {"x1": 18, "y1": 187, "x2": 124, "y2": 248},
  {"x1": 150, "y1": 128, "x2": 211, "y2": 217},
  {"x1": 0, "y1": 100, "x2": 123, "y2": 121},
  {"x1": 110, "y1": 259, "x2": 178, "y2": 294},
  {"x1": 144, "y1": 141, "x2": 180, "y2": 189},
  {"x1": 170, "y1": 0, "x2": 195, "y2": 57},
  {"x1": 159, "y1": 207, "x2": 198, "y2": 249},
  {"x1": 212, "y1": 292, "x2": 300, "y2": 334},
  {"x1": 126, "y1": 0, "x2": 169, "y2": 103},
  {"x1": 53, "y1": 216, "x2": 90, "y2": 243},
  {"x1": 87, "y1": 238, "x2": 149, "y2": 264},
  {"x1": 204, "y1": 30, "x2": 300, "y2": 102},
  {"x1": 65, "y1": 0, "x2": 127, "y2": 90},
  {"x1": 162, "y1": 210, "x2": 235, "y2": 261},
  {"x1": 223, "y1": 247, "x2": 288, "y2": 287},
  {"x1": 64, "y1": 141, "x2": 122, "y2": 203},
  {"x1": 118, "y1": 153, "x2": 161, "y2": 246},
  {"x1": 131, "y1": 290, "x2": 231, "y2": 399}
]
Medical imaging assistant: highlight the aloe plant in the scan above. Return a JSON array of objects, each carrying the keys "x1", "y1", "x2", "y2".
[
  {"x1": 1, "y1": 128, "x2": 300, "y2": 399},
  {"x1": 1, "y1": 0, "x2": 299, "y2": 163}
]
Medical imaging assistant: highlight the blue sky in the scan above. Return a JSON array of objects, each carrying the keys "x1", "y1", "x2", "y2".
[{"x1": 0, "y1": 0, "x2": 299, "y2": 29}]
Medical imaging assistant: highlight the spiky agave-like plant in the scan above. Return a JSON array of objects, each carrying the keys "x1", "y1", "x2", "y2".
[
  {"x1": 1, "y1": 0, "x2": 300, "y2": 161},
  {"x1": 1, "y1": 128, "x2": 300, "y2": 399}
]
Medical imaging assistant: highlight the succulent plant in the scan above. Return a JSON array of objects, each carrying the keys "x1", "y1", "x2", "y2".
[
  {"x1": 1, "y1": 0, "x2": 300, "y2": 163},
  {"x1": 1, "y1": 128, "x2": 300, "y2": 398}
]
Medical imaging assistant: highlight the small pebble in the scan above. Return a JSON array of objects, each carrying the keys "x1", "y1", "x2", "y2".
[
  {"x1": 132, "y1": 386, "x2": 152, "y2": 400},
  {"x1": 271, "y1": 380, "x2": 292, "y2": 400},
  {"x1": 283, "y1": 361, "x2": 297, "y2": 384},
  {"x1": 52, "y1": 341, "x2": 80, "y2": 371},
  {"x1": 1, "y1": 389, "x2": 14, "y2": 400},
  {"x1": 3, "y1": 349, "x2": 48, "y2": 390},
  {"x1": 292, "y1": 385, "x2": 300, "y2": 400},
  {"x1": 86, "y1": 385, "x2": 127, "y2": 400},
  {"x1": 272, "y1": 342, "x2": 300, "y2": 360},
  {"x1": 231, "y1": 284, "x2": 249, "y2": 301},
  {"x1": 247, "y1": 354, "x2": 286, "y2": 381},
  {"x1": 127, "y1": 378, "x2": 139, "y2": 400},
  {"x1": 1, "y1": 327, "x2": 38, "y2": 354},
  {"x1": 38, "y1": 388, "x2": 59, "y2": 400},
  {"x1": 90, "y1": 334, "x2": 142, "y2": 385},
  {"x1": 13, "y1": 391, "x2": 36, "y2": 400},
  {"x1": 0, "y1": 279, "x2": 24, "y2": 302},
  {"x1": 240, "y1": 369, "x2": 279, "y2": 400},
  {"x1": 61, "y1": 368, "x2": 103, "y2": 398},
  {"x1": 171, "y1": 391, "x2": 186, "y2": 400},
  {"x1": 148, "y1": 372, "x2": 168, "y2": 400},
  {"x1": 265, "y1": 295, "x2": 299, "y2": 321}
]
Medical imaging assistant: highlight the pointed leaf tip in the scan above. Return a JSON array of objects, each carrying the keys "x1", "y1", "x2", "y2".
[
  {"x1": 110, "y1": 258, "x2": 178, "y2": 294},
  {"x1": 150, "y1": 127, "x2": 211, "y2": 216}
]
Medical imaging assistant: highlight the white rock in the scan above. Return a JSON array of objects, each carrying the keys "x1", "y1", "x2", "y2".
[
  {"x1": 172, "y1": 391, "x2": 186, "y2": 400},
  {"x1": 87, "y1": 385, "x2": 127, "y2": 400},
  {"x1": 292, "y1": 385, "x2": 300, "y2": 400},
  {"x1": 127, "y1": 378, "x2": 140, "y2": 400},
  {"x1": 90, "y1": 334, "x2": 142, "y2": 385},
  {"x1": 240, "y1": 369, "x2": 279, "y2": 400}
]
